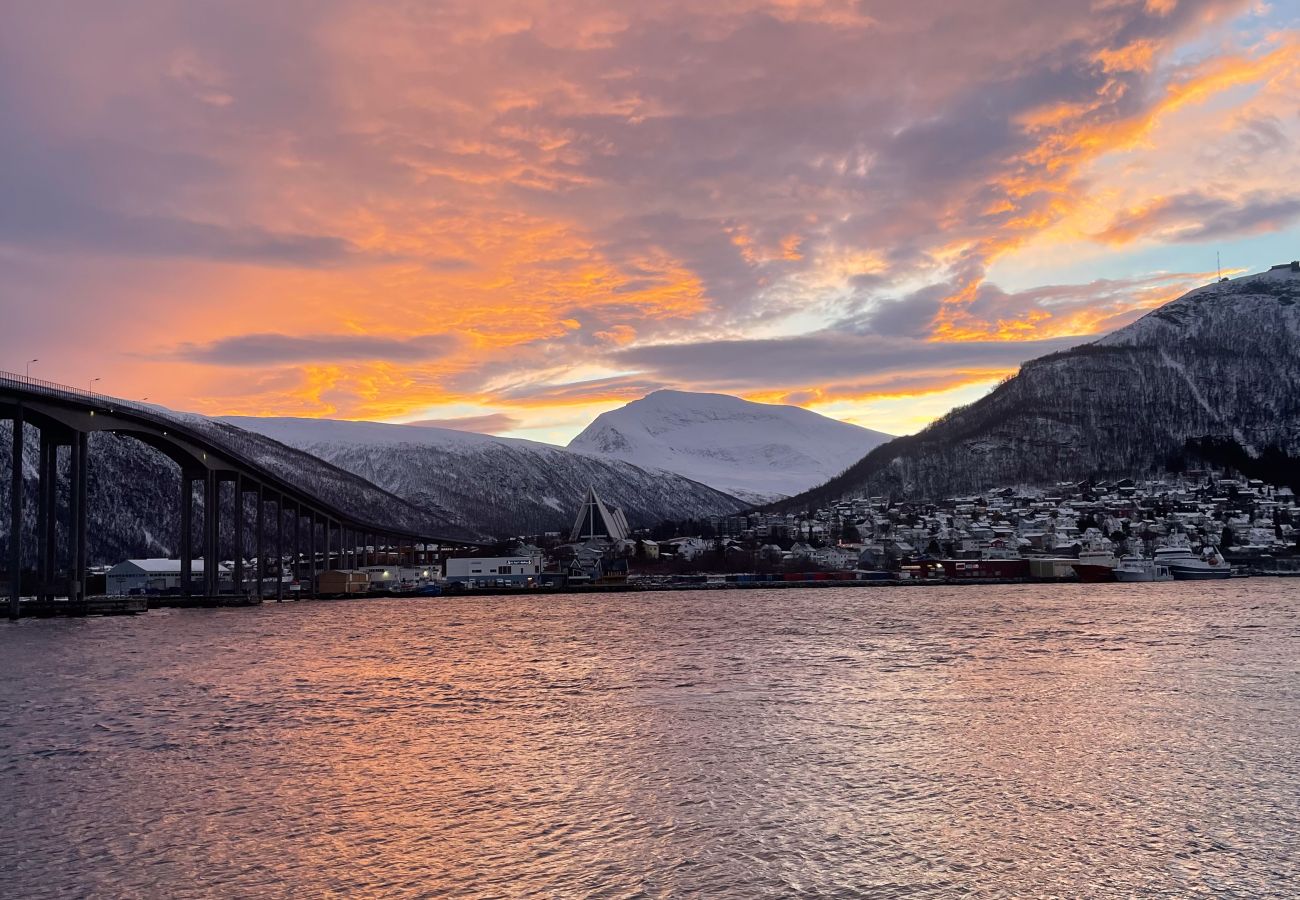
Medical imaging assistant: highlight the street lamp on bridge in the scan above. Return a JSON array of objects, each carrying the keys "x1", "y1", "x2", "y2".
[
  {"x1": 26, "y1": 358, "x2": 37, "y2": 378},
  {"x1": 89, "y1": 376, "x2": 102, "y2": 394}
]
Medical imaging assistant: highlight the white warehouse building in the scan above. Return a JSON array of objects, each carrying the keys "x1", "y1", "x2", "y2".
[
  {"x1": 106, "y1": 559, "x2": 230, "y2": 595},
  {"x1": 444, "y1": 556, "x2": 543, "y2": 587}
]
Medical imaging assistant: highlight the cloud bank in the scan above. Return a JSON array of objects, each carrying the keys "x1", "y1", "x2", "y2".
[{"x1": 0, "y1": 0, "x2": 1296, "y2": 436}]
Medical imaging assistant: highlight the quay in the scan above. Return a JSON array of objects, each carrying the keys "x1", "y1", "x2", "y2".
[{"x1": 7, "y1": 571, "x2": 1255, "y2": 617}]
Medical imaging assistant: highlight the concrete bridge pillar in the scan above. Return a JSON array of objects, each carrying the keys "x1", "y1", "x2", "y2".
[
  {"x1": 293, "y1": 501, "x2": 302, "y2": 596},
  {"x1": 34, "y1": 430, "x2": 49, "y2": 606},
  {"x1": 38, "y1": 436, "x2": 57, "y2": 603},
  {"x1": 66, "y1": 430, "x2": 87, "y2": 612},
  {"x1": 307, "y1": 510, "x2": 317, "y2": 598},
  {"x1": 275, "y1": 493, "x2": 284, "y2": 602},
  {"x1": 204, "y1": 470, "x2": 218, "y2": 596},
  {"x1": 179, "y1": 473, "x2": 194, "y2": 598},
  {"x1": 233, "y1": 474, "x2": 244, "y2": 595},
  {"x1": 8, "y1": 405, "x2": 23, "y2": 620},
  {"x1": 254, "y1": 482, "x2": 264, "y2": 598}
]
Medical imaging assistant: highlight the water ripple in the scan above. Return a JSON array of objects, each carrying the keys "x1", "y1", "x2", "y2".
[{"x1": 0, "y1": 581, "x2": 1297, "y2": 897}]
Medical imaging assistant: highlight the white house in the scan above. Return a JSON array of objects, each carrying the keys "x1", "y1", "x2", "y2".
[{"x1": 811, "y1": 546, "x2": 857, "y2": 570}]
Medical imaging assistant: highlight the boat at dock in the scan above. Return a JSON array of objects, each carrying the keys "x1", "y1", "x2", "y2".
[
  {"x1": 1113, "y1": 556, "x2": 1173, "y2": 582},
  {"x1": 1154, "y1": 546, "x2": 1232, "y2": 580},
  {"x1": 1071, "y1": 544, "x2": 1118, "y2": 583}
]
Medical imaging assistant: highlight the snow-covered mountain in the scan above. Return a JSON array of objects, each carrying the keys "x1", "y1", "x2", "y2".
[
  {"x1": 566, "y1": 390, "x2": 892, "y2": 503},
  {"x1": 221, "y1": 416, "x2": 747, "y2": 538},
  {"x1": 776, "y1": 262, "x2": 1300, "y2": 508},
  {"x1": 0, "y1": 405, "x2": 748, "y2": 565}
]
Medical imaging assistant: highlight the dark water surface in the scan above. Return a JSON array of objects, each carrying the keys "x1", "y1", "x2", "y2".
[{"x1": 1, "y1": 582, "x2": 1298, "y2": 898}]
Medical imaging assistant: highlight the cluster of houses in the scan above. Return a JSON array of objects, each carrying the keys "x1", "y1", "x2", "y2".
[
  {"x1": 423, "y1": 475, "x2": 1300, "y2": 586},
  {"x1": 101, "y1": 474, "x2": 1300, "y2": 595},
  {"x1": 683, "y1": 475, "x2": 1299, "y2": 571}
]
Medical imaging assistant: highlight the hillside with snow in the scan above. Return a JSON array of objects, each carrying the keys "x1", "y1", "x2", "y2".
[
  {"x1": 566, "y1": 390, "x2": 893, "y2": 503},
  {"x1": 775, "y1": 262, "x2": 1300, "y2": 508},
  {"x1": 221, "y1": 416, "x2": 747, "y2": 537}
]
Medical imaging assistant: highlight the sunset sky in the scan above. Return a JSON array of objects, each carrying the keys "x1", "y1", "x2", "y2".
[{"x1": 2, "y1": 1, "x2": 1298, "y2": 443}]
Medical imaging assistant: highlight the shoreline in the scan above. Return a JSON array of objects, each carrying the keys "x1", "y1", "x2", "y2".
[{"x1": 8, "y1": 570, "x2": 1294, "y2": 617}]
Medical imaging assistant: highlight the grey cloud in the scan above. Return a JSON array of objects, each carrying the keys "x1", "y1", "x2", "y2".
[
  {"x1": 610, "y1": 332, "x2": 1083, "y2": 392},
  {"x1": 171, "y1": 332, "x2": 459, "y2": 366},
  {"x1": 424, "y1": 256, "x2": 477, "y2": 272},
  {"x1": 404, "y1": 413, "x2": 521, "y2": 433},
  {"x1": 846, "y1": 271, "x2": 1210, "y2": 340},
  {"x1": 0, "y1": 137, "x2": 365, "y2": 266},
  {"x1": 1097, "y1": 191, "x2": 1300, "y2": 245},
  {"x1": 496, "y1": 376, "x2": 670, "y2": 405},
  {"x1": 850, "y1": 283, "x2": 952, "y2": 338}
]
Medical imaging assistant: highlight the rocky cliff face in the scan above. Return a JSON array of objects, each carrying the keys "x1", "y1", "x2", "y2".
[{"x1": 777, "y1": 264, "x2": 1300, "y2": 508}]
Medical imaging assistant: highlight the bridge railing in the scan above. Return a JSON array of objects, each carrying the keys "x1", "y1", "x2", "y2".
[
  {"x1": 0, "y1": 370, "x2": 113, "y2": 406},
  {"x1": 0, "y1": 369, "x2": 187, "y2": 439}
]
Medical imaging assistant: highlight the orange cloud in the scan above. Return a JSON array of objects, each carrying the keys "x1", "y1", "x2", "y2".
[
  {"x1": 4, "y1": 0, "x2": 1294, "y2": 445},
  {"x1": 931, "y1": 33, "x2": 1299, "y2": 342}
]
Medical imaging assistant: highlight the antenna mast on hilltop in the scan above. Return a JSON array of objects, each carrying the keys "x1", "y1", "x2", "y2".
[{"x1": 1217, "y1": 251, "x2": 1221, "y2": 281}]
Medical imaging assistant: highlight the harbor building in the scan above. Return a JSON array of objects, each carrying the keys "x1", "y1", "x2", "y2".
[
  {"x1": 445, "y1": 555, "x2": 544, "y2": 588},
  {"x1": 106, "y1": 558, "x2": 229, "y2": 595}
]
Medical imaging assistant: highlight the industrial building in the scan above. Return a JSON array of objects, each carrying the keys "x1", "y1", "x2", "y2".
[
  {"x1": 105, "y1": 559, "x2": 230, "y2": 595},
  {"x1": 358, "y1": 565, "x2": 436, "y2": 590},
  {"x1": 444, "y1": 555, "x2": 544, "y2": 588}
]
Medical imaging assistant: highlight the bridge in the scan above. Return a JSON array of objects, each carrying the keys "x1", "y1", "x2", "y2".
[{"x1": 2, "y1": 371, "x2": 475, "y2": 618}]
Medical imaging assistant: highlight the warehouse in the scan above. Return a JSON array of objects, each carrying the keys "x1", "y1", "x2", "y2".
[
  {"x1": 444, "y1": 555, "x2": 543, "y2": 588},
  {"x1": 105, "y1": 558, "x2": 229, "y2": 595}
]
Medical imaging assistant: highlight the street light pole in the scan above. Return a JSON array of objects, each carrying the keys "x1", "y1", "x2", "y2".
[
  {"x1": 26, "y1": 358, "x2": 37, "y2": 378},
  {"x1": 89, "y1": 376, "x2": 101, "y2": 394}
]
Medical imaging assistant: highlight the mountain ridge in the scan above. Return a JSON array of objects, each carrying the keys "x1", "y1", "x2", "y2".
[
  {"x1": 772, "y1": 263, "x2": 1300, "y2": 509},
  {"x1": 222, "y1": 415, "x2": 747, "y2": 538}
]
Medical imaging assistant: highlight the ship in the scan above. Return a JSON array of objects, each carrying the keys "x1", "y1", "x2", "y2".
[
  {"x1": 1071, "y1": 542, "x2": 1118, "y2": 583},
  {"x1": 1113, "y1": 555, "x2": 1173, "y2": 582},
  {"x1": 1154, "y1": 546, "x2": 1232, "y2": 580}
]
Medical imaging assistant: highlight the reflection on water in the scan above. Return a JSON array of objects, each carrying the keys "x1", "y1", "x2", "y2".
[{"x1": 1, "y1": 582, "x2": 1297, "y2": 897}]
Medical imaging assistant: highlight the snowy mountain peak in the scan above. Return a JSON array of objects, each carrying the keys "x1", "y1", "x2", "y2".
[{"x1": 567, "y1": 390, "x2": 892, "y2": 503}]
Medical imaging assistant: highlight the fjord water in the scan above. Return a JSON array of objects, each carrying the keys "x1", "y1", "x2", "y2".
[{"x1": 1, "y1": 583, "x2": 1297, "y2": 898}]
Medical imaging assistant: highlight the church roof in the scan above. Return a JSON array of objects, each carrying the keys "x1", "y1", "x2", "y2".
[{"x1": 569, "y1": 486, "x2": 630, "y2": 543}]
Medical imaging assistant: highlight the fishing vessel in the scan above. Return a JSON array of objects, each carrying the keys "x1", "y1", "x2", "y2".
[
  {"x1": 1071, "y1": 542, "x2": 1118, "y2": 583},
  {"x1": 1154, "y1": 546, "x2": 1232, "y2": 580},
  {"x1": 1113, "y1": 555, "x2": 1173, "y2": 582}
]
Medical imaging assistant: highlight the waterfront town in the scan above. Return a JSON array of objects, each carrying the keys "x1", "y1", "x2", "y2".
[{"x1": 98, "y1": 471, "x2": 1300, "y2": 601}]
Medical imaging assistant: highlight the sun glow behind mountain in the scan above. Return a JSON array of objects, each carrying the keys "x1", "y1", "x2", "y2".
[{"x1": 2, "y1": 1, "x2": 1298, "y2": 442}]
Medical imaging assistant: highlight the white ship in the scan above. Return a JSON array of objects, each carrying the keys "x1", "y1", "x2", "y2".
[
  {"x1": 1154, "y1": 546, "x2": 1232, "y2": 580},
  {"x1": 1113, "y1": 555, "x2": 1173, "y2": 582}
]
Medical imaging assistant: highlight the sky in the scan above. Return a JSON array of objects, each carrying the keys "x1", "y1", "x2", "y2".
[{"x1": 2, "y1": 0, "x2": 1298, "y2": 444}]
